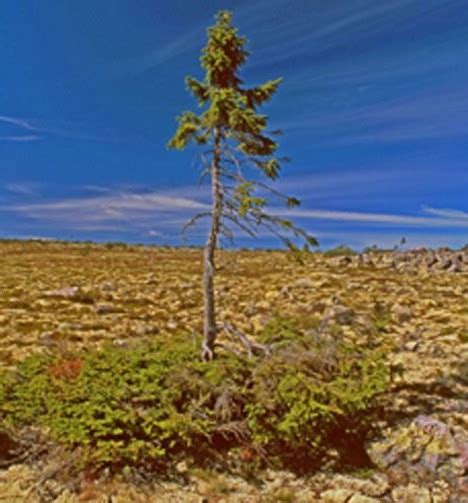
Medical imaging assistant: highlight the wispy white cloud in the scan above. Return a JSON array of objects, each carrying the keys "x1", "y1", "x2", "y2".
[
  {"x1": 147, "y1": 229, "x2": 162, "y2": 237},
  {"x1": 4, "y1": 182, "x2": 41, "y2": 195},
  {"x1": 274, "y1": 166, "x2": 465, "y2": 211},
  {"x1": 0, "y1": 115, "x2": 42, "y2": 142},
  {"x1": 0, "y1": 115, "x2": 36, "y2": 131},
  {"x1": 3, "y1": 190, "x2": 209, "y2": 232},
  {"x1": 3, "y1": 182, "x2": 467, "y2": 241},
  {"x1": 277, "y1": 86, "x2": 468, "y2": 144},
  {"x1": 246, "y1": 0, "x2": 421, "y2": 68},
  {"x1": 244, "y1": 0, "x2": 468, "y2": 146},
  {"x1": 83, "y1": 185, "x2": 114, "y2": 194},
  {"x1": 107, "y1": 0, "x2": 291, "y2": 78},
  {"x1": 108, "y1": 26, "x2": 203, "y2": 78},
  {"x1": 0, "y1": 135, "x2": 42, "y2": 142},
  {"x1": 274, "y1": 207, "x2": 468, "y2": 228},
  {"x1": 422, "y1": 206, "x2": 468, "y2": 220},
  {"x1": 0, "y1": 114, "x2": 120, "y2": 143}
]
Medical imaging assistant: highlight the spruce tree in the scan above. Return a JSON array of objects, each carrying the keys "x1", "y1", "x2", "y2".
[{"x1": 168, "y1": 10, "x2": 316, "y2": 361}]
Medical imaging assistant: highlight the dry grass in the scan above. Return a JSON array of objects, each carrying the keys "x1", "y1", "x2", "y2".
[{"x1": 0, "y1": 240, "x2": 466, "y2": 377}]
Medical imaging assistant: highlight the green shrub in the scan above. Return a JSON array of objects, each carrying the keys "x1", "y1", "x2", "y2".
[
  {"x1": 323, "y1": 245, "x2": 357, "y2": 257},
  {"x1": 0, "y1": 319, "x2": 390, "y2": 474},
  {"x1": 0, "y1": 335, "x2": 251, "y2": 470},
  {"x1": 248, "y1": 318, "x2": 389, "y2": 471}
]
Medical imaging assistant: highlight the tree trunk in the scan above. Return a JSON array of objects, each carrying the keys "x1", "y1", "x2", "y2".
[{"x1": 201, "y1": 127, "x2": 222, "y2": 361}]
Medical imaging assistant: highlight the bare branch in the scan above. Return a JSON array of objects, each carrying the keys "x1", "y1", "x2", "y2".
[
  {"x1": 181, "y1": 212, "x2": 211, "y2": 240},
  {"x1": 222, "y1": 323, "x2": 271, "y2": 358},
  {"x1": 222, "y1": 211, "x2": 257, "y2": 238}
]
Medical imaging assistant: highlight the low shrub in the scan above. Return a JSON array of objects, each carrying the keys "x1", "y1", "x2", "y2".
[
  {"x1": 323, "y1": 245, "x2": 357, "y2": 257},
  {"x1": 248, "y1": 317, "x2": 389, "y2": 471},
  {"x1": 0, "y1": 318, "x2": 390, "y2": 474}
]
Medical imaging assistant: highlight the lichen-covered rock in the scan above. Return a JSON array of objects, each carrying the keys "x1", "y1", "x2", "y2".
[
  {"x1": 43, "y1": 286, "x2": 80, "y2": 299},
  {"x1": 348, "y1": 494, "x2": 381, "y2": 503},
  {"x1": 326, "y1": 474, "x2": 389, "y2": 497},
  {"x1": 291, "y1": 277, "x2": 314, "y2": 289},
  {"x1": 321, "y1": 488, "x2": 355, "y2": 502},
  {"x1": 0, "y1": 464, "x2": 39, "y2": 502},
  {"x1": 322, "y1": 304, "x2": 355, "y2": 326},
  {"x1": 390, "y1": 304, "x2": 412, "y2": 324},
  {"x1": 368, "y1": 415, "x2": 467, "y2": 495},
  {"x1": 391, "y1": 484, "x2": 431, "y2": 503}
]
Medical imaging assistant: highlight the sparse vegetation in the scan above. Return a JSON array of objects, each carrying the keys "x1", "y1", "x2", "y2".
[{"x1": 0, "y1": 240, "x2": 466, "y2": 501}]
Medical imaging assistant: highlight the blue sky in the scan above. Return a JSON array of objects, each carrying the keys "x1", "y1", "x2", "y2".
[{"x1": 1, "y1": 0, "x2": 467, "y2": 249}]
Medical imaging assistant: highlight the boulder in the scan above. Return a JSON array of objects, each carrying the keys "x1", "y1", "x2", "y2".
[{"x1": 368, "y1": 415, "x2": 467, "y2": 493}]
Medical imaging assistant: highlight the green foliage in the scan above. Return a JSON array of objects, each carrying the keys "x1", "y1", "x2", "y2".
[
  {"x1": 372, "y1": 302, "x2": 391, "y2": 334},
  {"x1": 323, "y1": 245, "x2": 357, "y2": 257},
  {"x1": 0, "y1": 335, "x2": 251, "y2": 470},
  {"x1": 0, "y1": 321, "x2": 389, "y2": 473},
  {"x1": 168, "y1": 11, "x2": 280, "y2": 160},
  {"x1": 167, "y1": 10, "x2": 317, "y2": 251},
  {"x1": 248, "y1": 318, "x2": 389, "y2": 471}
]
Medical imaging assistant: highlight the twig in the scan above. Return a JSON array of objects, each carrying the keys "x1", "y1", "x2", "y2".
[{"x1": 221, "y1": 323, "x2": 271, "y2": 358}]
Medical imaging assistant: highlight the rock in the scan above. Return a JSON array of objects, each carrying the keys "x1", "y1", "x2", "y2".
[
  {"x1": 38, "y1": 332, "x2": 56, "y2": 347},
  {"x1": 348, "y1": 495, "x2": 380, "y2": 503},
  {"x1": 308, "y1": 301, "x2": 327, "y2": 314},
  {"x1": 458, "y1": 476, "x2": 468, "y2": 497},
  {"x1": 264, "y1": 290, "x2": 277, "y2": 301},
  {"x1": 448, "y1": 260, "x2": 461, "y2": 273},
  {"x1": 256, "y1": 300, "x2": 271, "y2": 311},
  {"x1": 100, "y1": 282, "x2": 116, "y2": 291},
  {"x1": 431, "y1": 480, "x2": 452, "y2": 503},
  {"x1": 54, "y1": 490, "x2": 79, "y2": 502},
  {"x1": 321, "y1": 488, "x2": 354, "y2": 502},
  {"x1": 43, "y1": 286, "x2": 80, "y2": 299},
  {"x1": 438, "y1": 258, "x2": 453, "y2": 271},
  {"x1": 391, "y1": 304, "x2": 412, "y2": 324},
  {"x1": 291, "y1": 277, "x2": 313, "y2": 289},
  {"x1": 391, "y1": 484, "x2": 431, "y2": 503},
  {"x1": 328, "y1": 474, "x2": 389, "y2": 497},
  {"x1": 384, "y1": 248, "x2": 467, "y2": 274},
  {"x1": 368, "y1": 415, "x2": 467, "y2": 491},
  {"x1": 359, "y1": 254, "x2": 374, "y2": 266},
  {"x1": 330, "y1": 256, "x2": 353, "y2": 267},
  {"x1": 166, "y1": 321, "x2": 178, "y2": 331},
  {"x1": 175, "y1": 461, "x2": 188, "y2": 474},
  {"x1": 403, "y1": 340, "x2": 419, "y2": 351},
  {"x1": 0, "y1": 464, "x2": 38, "y2": 502},
  {"x1": 322, "y1": 304, "x2": 355, "y2": 325},
  {"x1": 94, "y1": 304, "x2": 115, "y2": 314}
]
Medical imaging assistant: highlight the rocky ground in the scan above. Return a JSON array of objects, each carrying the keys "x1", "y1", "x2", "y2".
[{"x1": 0, "y1": 240, "x2": 466, "y2": 502}]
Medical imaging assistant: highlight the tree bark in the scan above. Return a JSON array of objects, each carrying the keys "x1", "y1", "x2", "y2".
[{"x1": 201, "y1": 127, "x2": 222, "y2": 361}]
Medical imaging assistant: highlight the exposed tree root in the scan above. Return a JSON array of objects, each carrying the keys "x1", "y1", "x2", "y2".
[{"x1": 220, "y1": 323, "x2": 271, "y2": 358}]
